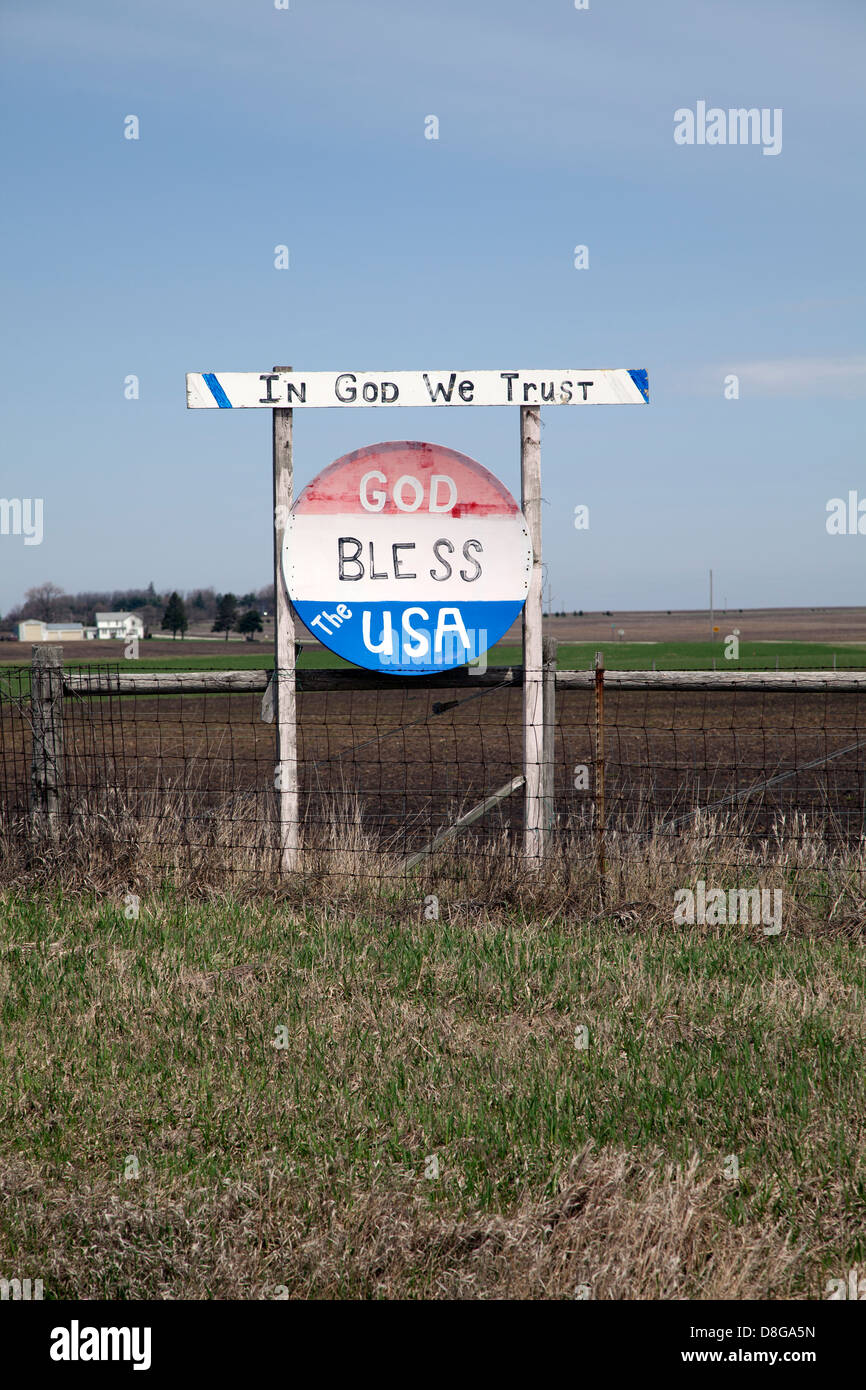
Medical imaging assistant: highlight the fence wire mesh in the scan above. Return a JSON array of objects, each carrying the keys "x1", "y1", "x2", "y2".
[{"x1": 3, "y1": 660, "x2": 866, "y2": 897}]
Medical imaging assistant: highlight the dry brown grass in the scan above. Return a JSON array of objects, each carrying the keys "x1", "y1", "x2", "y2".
[
  {"x1": 0, "y1": 1145, "x2": 814, "y2": 1300},
  {"x1": 3, "y1": 781, "x2": 866, "y2": 929}
]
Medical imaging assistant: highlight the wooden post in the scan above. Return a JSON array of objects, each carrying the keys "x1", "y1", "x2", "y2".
[
  {"x1": 403, "y1": 774, "x2": 526, "y2": 871},
  {"x1": 30, "y1": 644, "x2": 64, "y2": 841},
  {"x1": 542, "y1": 635, "x2": 557, "y2": 839},
  {"x1": 521, "y1": 405, "x2": 544, "y2": 861},
  {"x1": 272, "y1": 365, "x2": 299, "y2": 872},
  {"x1": 594, "y1": 650, "x2": 606, "y2": 898}
]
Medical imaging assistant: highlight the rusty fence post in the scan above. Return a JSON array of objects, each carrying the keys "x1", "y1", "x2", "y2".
[
  {"x1": 542, "y1": 635, "x2": 558, "y2": 844},
  {"x1": 30, "y1": 644, "x2": 64, "y2": 841},
  {"x1": 594, "y1": 650, "x2": 606, "y2": 899}
]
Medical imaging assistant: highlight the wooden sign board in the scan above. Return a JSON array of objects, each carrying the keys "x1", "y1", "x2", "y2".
[
  {"x1": 186, "y1": 368, "x2": 649, "y2": 410},
  {"x1": 185, "y1": 359, "x2": 650, "y2": 869},
  {"x1": 284, "y1": 441, "x2": 532, "y2": 675}
]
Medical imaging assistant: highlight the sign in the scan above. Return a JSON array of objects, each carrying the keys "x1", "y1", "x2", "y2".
[
  {"x1": 187, "y1": 367, "x2": 649, "y2": 409},
  {"x1": 284, "y1": 441, "x2": 532, "y2": 675}
]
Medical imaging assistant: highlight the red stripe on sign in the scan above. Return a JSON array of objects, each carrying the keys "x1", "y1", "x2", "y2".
[{"x1": 293, "y1": 441, "x2": 519, "y2": 516}]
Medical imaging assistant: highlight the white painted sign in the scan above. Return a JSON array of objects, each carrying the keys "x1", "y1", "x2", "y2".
[
  {"x1": 186, "y1": 368, "x2": 649, "y2": 409},
  {"x1": 284, "y1": 440, "x2": 532, "y2": 675}
]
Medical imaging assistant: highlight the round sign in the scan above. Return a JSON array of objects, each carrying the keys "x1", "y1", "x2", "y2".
[{"x1": 284, "y1": 440, "x2": 532, "y2": 675}]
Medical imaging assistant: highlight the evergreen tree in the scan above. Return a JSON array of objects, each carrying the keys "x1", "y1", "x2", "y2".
[
  {"x1": 212, "y1": 593, "x2": 239, "y2": 641},
  {"x1": 237, "y1": 609, "x2": 264, "y2": 641},
  {"x1": 161, "y1": 592, "x2": 187, "y2": 640}
]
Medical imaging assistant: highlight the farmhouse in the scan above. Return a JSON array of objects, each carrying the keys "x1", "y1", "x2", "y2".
[{"x1": 94, "y1": 611, "x2": 145, "y2": 640}]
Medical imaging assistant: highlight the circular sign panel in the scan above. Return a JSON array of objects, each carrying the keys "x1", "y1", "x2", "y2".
[{"x1": 285, "y1": 440, "x2": 532, "y2": 675}]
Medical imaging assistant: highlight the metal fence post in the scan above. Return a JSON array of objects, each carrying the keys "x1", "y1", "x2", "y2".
[
  {"x1": 30, "y1": 644, "x2": 64, "y2": 841},
  {"x1": 594, "y1": 650, "x2": 606, "y2": 898},
  {"x1": 542, "y1": 635, "x2": 558, "y2": 842}
]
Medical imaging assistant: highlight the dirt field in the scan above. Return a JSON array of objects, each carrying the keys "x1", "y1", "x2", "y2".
[
  {"x1": 507, "y1": 607, "x2": 866, "y2": 645},
  {"x1": 3, "y1": 682, "x2": 865, "y2": 863},
  {"x1": 0, "y1": 636, "x2": 275, "y2": 665}
]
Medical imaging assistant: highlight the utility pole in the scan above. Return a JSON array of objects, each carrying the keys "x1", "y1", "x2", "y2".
[{"x1": 709, "y1": 569, "x2": 714, "y2": 644}]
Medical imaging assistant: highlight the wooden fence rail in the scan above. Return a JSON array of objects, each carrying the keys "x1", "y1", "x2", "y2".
[{"x1": 61, "y1": 667, "x2": 866, "y2": 696}]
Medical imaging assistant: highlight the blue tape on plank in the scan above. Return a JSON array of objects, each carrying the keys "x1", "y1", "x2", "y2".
[
  {"x1": 203, "y1": 374, "x2": 232, "y2": 408},
  {"x1": 628, "y1": 369, "x2": 650, "y2": 403}
]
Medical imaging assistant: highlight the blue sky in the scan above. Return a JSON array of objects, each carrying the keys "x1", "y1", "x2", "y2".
[{"x1": 1, "y1": 0, "x2": 864, "y2": 616}]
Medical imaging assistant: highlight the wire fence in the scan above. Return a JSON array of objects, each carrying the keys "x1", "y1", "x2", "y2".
[{"x1": 3, "y1": 653, "x2": 866, "y2": 906}]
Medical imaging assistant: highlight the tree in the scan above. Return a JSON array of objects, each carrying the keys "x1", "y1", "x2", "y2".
[
  {"x1": 25, "y1": 582, "x2": 65, "y2": 621},
  {"x1": 237, "y1": 609, "x2": 263, "y2": 641},
  {"x1": 161, "y1": 592, "x2": 187, "y2": 639},
  {"x1": 212, "y1": 593, "x2": 238, "y2": 641}
]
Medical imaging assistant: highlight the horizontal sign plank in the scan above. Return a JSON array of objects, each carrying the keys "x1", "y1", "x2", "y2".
[{"x1": 186, "y1": 368, "x2": 649, "y2": 409}]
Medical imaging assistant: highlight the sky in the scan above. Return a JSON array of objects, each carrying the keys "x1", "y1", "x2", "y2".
[{"x1": 1, "y1": 0, "x2": 864, "y2": 617}]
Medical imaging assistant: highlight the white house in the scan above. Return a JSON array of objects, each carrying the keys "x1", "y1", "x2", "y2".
[{"x1": 94, "y1": 611, "x2": 145, "y2": 641}]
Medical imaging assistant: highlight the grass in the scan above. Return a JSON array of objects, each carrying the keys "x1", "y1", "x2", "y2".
[
  {"x1": 53, "y1": 639, "x2": 866, "y2": 674},
  {"x1": 1, "y1": 850, "x2": 863, "y2": 1298},
  {"x1": 2, "y1": 778, "x2": 864, "y2": 1300},
  {"x1": 494, "y1": 641, "x2": 866, "y2": 672}
]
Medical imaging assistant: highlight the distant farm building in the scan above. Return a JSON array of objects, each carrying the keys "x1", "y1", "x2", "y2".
[
  {"x1": 94, "y1": 612, "x2": 145, "y2": 640},
  {"x1": 18, "y1": 621, "x2": 86, "y2": 642},
  {"x1": 18, "y1": 612, "x2": 145, "y2": 643}
]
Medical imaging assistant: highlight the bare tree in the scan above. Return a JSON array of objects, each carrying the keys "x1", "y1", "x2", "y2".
[{"x1": 25, "y1": 582, "x2": 66, "y2": 622}]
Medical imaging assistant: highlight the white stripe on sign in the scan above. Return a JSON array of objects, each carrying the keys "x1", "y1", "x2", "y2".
[
  {"x1": 286, "y1": 512, "x2": 530, "y2": 603},
  {"x1": 186, "y1": 368, "x2": 650, "y2": 409}
]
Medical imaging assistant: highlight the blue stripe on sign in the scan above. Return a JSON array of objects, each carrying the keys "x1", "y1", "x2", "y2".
[
  {"x1": 293, "y1": 598, "x2": 526, "y2": 676},
  {"x1": 203, "y1": 373, "x2": 232, "y2": 408},
  {"x1": 628, "y1": 369, "x2": 650, "y2": 403}
]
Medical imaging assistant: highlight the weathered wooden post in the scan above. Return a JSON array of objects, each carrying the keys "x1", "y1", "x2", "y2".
[
  {"x1": 272, "y1": 364, "x2": 300, "y2": 872},
  {"x1": 30, "y1": 644, "x2": 64, "y2": 841},
  {"x1": 594, "y1": 650, "x2": 606, "y2": 897},
  {"x1": 542, "y1": 635, "x2": 558, "y2": 842},
  {"x1": 521, "y1": 405, "x2": 544, "y2": 861}
]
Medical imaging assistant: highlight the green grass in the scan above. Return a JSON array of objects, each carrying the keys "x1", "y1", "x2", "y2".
[
  {"x1": 1, "y1": 889, "x2": 863, "y2": 1298},
  {"x1": 29, "y1": 638, "x2": 866, "y2": 676},
  {"x1": 493, "y1": 640, "x2": 866, "y2": 672}
]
